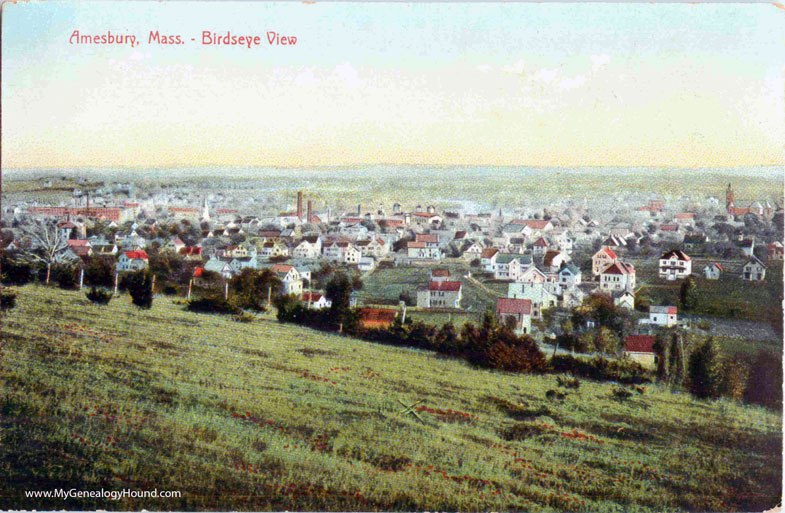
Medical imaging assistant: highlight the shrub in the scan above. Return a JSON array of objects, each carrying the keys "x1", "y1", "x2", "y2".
[
  {"x1": 127, "y1": 271, "x2": 154, "y2": 309},
  {"x1": 0, "y1": 256, "x2": 32, "y2": 286},
  {"x1": 51, "y1": 264, "x2": 78, "y2": 290},
  {"x1": 85, "y1": 287, "x2": 112, "y2": 305},
  {"x1": 0, "y1": 291, "x2": 17, "y2": 310},
  {"x1": 550, "y1": 354, "x2": 649, "y2": 384},
  {"x1": 187, "y1": 296, "x2": 240, "y2": 315}
]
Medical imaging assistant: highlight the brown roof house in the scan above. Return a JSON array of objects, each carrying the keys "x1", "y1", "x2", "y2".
[
  {"x1": 623, "y1": 335, "x2": 656, "y2": 368},
  {"x1": 496, "y1": 298, "x2": 533, "y2": 335}
]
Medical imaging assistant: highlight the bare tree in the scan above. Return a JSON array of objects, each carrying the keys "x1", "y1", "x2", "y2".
[{"x1": 18, "y1": 220, "x2": 72, "y2": 282}]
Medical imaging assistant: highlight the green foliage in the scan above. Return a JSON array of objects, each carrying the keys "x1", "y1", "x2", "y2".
[
  {"x1": 187, "y1": 296, "x2": 240, "y2": 315},
  {"x1": 52, "y1": 264, "x2": 78, "y2": 290},
  {"x1": 744, "y1": 350, "x2": 783, "y2": 410},
  {"x1": 84, "y1": 257, "x2": 114, "y2": 288},
  {"x1": 121, "y1": 270, "x2": 153, "y2": 309},
  {"x1": 0, "y1": 291, "x2": 17, "y2": 310},
  {"x1": 85, "y1": 287, "x2": 112, "y2": 305},
  {"x1": 0, "y1": 255, "x2": 32, "y2": 286},
  {"x1": 679, "y1": 276, "x2": 698, "y2": 310},
  {"x1": 668, "y1": 333, "x2": 685, "y2": 387},
  {"x1": 549, "y1": 355, "x2": 649, "y2": 384},
  {"x1": 230, "y1": 268, "x2": 281, "y2": 311},
  {"x1": 653, "y1": 333, "x2": 670, "y2": 383},
  {"x1": 688, "y1": 338, "x2": 722, "y2": 400}
]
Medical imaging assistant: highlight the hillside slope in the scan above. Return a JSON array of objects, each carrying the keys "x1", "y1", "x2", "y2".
[{"x1": 1, "y1": 285, "x2": 781, "y2": 511}]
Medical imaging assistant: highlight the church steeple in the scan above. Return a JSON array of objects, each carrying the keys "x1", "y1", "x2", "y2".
[
  {"x1": 202, "y1": 197, "x2": 210, "y2": 221},
  {"x1": 725, "y1": 183, "x2": 735, "y2": 212}
]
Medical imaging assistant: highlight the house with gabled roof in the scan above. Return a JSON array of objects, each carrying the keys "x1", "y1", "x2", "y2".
[
  {"x1": 270, "y1": 263, "x2": 303, "y2": 295},
  {"x1": 649, "y1": 306, "x2": 677, "y2": 327},
  {"x1": 496, "y1": 298, "x2": 532, "y2": 335},
  {"x1": 558, "y1": 263, "x2": 582, "y2": 288},
  {"x1": 163, "y1": 237, "x2": 186, "y2": 254},
  {"x1": 623, "y1": 335, "x2": 656, "y2": 368},
  {"x1": 591, "y1": 247, "x2": 618, "y2": 276},
  {"x1": 703, "y1": 262, "x2": 723, "y2": 280},
  {"x1": 292, "y1": 236, "x2": 322, "y2": 259},
  {"x1": 493, "y1": 253, "x2": 530, "y2": 281},
  {"x1": 481, "y1": 247, "x2": 499, "y2": 270},
  {"x1": 507, "y1": 282, "x2": 558, "y2": 318},
  {"x1": 543, "y1": 250, "x2": 567, "y2": 272},
  {"x1": 600, "y1": 261, "x2": 636, "y2": 292},
  {"x1": 302, "y1": 291, "x2": 332, "y2": 309},
  {"x1": 204, "y1": 257, "x2": 234, "y2": 279},
  {"x1": 416, "y1": 280, "x2": 462, "y2": 308},
  {"x1": 742, "y1": 257, "x2": 766, "y2": 282},
  {"x1": 531, "y1": 237, "x2": 549, "y2": 256},
  {"x1": 659, "y1": 249, "x2": 692, "y2": 280},
  {"x1": 116, "y1": 250, "x2": 148, "y2": 272}
]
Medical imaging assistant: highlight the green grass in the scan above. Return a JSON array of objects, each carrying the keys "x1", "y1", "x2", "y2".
[
  {"x1": 359, "y1": 262, "x2": 506, "y2": 317},
  {"x1": 1, "y1": 285, "x2": 781, "y2": 511},
  {"x1": 637, "y1": 267, "x2": 782, "y2": 325}
]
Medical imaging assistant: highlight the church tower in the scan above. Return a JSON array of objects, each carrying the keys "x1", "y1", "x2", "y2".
[
  {"x1": 725, "y1": 183, "x2": 734, "y2": 212},
  {"x1": 202, "y1": 197, "x2": 211, "y2": 222}
]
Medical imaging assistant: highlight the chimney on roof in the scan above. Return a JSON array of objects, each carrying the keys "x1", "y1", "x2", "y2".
[
  {"x1": 297, "y1": 191, "x2": 303, "y2": 219},
  {"x1": 307, "y1": 200, "x2": 313, "y2": 224}
]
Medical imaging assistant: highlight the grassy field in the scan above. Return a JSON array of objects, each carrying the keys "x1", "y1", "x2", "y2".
[
  {"x1": 359, "y1": 262, "x2": 507, "y2": 317},
  {"x1": 1, "y1": 285, "x2": 782, "y2": 512}
]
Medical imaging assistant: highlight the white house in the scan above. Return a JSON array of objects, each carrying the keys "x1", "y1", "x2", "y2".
[
  {"x1": 599, "y1": 261, "x2": 636, "y2": 292},
  {"x1": 659, "y1": 249, "x2": 692, "y2": 280},
  {"x1": 496, "y1": 298, "x2": 533, "y2": 335},
  {"x1": 116, "y1": 250, "x2": 149, "y2": 272},
  {"x1": 703, "y1": 263, "x2": 723, "y2": 280},
  {"x1": 302, "y1": 291, "x2": 331, "y2": 309},
  {"x1": 271, "y1": 264, "x2": 303, "y2": 295},
  {"x1": 742, "y1": 257, "x2": 767, "y2": 282},
  {"x1": 557, "y1": 264, "x2": 582, "y2": 288},
  {"x1": 417, "y1": 280, "x2": 463, "y2": 308},
  {"x1": 649, "y1": 305, "x2": 678, "y2": 327},
  {"x1": 507, "y1": 282, "x2": 558, "y2": 318}
]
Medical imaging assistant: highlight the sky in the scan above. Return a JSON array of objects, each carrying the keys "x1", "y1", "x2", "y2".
[{"x1": 2, "y1": 1, "x2": 784, "y2": 169}]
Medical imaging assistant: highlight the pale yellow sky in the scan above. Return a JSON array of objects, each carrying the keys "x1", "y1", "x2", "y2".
[{"x1": 2, "y1": 2, "x2": 784, "y2": 168}]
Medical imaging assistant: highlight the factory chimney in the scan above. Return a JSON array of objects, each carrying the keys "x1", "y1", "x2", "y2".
[
  {"x1": 297, "y1": 191, "x2": 303, "y2": 219},
  {"x1": 357, "y1": 204, "x2": 361, "y2": 216},
  {"x1": 307, "y1": 200, "x2": 313, "y2": 224}
]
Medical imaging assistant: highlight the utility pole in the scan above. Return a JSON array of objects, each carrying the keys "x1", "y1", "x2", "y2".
[
  {"x1": 224, "y1": 281, "x2": 229, "y2": 300},
  {"x1": 187, "y1": 279, "x2": 192, "y2": 300},
  {"x1": 113, "y1": 272, "x2": 119, "y2": 295},
  {"x1": 151, "y1": 274, "x2": 156, "y2": 294},
  {"x1": 79, "y1": 267, "x2": 84, "y2": 290}
]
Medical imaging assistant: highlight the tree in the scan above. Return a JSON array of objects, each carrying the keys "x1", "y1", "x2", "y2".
[
  {"x1": 653, "y1": 333, "x2": 670, "y2": 382},
  {"x1": 720, "y1": 353, "x2": 750, "y2": 401},
  {"x1": 668, "y1": 332, "x2": 685, "y2": 386},
  {"x1": 325, "y1": 272, "x2": 361, "y2": 328},
  {"x1": 230, "y1": 268, "x2": 282, "y2": 311},
  {"x1": 84, "y1": 257, "x2": 114, "y2": 288},
  {"x1": 687, "y1": 338, "x2": 722, "y2": 399},
  {"x1": 123, "y1": 270, "x2": 153, "y2": 309},
  {"x1": 743, "y1": 349, "x2": 783, "y2": 410},
  {"x1": 17, "y1": 220, "x2": 72, "y2": 271},
  {"x1": 679, "y1": 276, "x2": 698, "y2": 310}
]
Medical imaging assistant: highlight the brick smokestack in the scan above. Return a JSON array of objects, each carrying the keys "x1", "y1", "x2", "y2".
[
  {"x1": 297, "y1": 191, "x2": 303, "y2": 219},
  {"x1": 307, "y1": 200, "x2": 313, "y2": 224}
]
